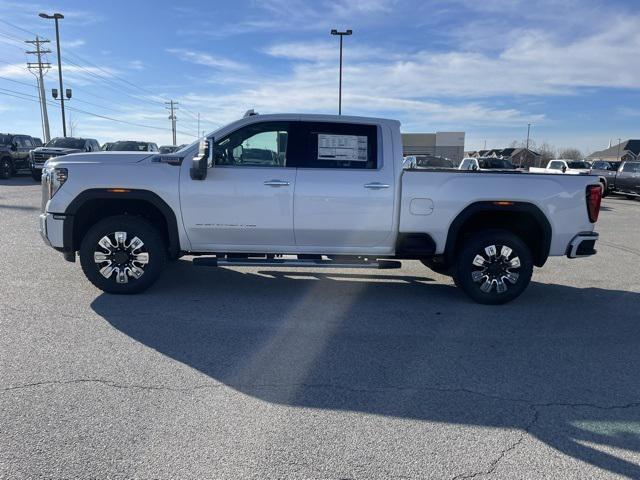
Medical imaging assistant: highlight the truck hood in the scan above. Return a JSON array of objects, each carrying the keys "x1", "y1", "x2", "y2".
[
  {"x1": 33, "y1": 147, "x2": 84, "y2": 156},
  {"x1": 45, "y1": 151, "x2": 156, "y2": 167}
]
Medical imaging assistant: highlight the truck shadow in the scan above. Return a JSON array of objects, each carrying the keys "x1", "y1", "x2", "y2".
[{"x1": 91, "y1": 261, "x2": 640, "y2": 477}]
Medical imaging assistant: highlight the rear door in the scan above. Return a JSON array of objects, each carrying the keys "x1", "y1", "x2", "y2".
[
  {"x1": 180, "y1": 120, "x2": 297, "y2": 250},
  {"x1": 291, "y1": 121, "x2": 395, "y2": 250}
]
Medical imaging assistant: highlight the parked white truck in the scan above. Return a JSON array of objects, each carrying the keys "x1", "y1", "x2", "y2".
[{"x1": 39, "y1": 113, "x2": 602, "y2": 304}]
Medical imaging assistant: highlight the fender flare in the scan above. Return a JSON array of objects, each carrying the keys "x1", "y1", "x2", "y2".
[
  {"x1": 444, "y1": 201, "x2": 552, "y2": 267},
  {"x1": 61, "y1": 188, "x2": 180, "y2": 257}
]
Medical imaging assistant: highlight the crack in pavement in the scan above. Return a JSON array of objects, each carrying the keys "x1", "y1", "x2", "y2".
[
  {"x1": 451, "y1": 408, "x2": 539, "y2": 480},
  {"x1": 3, "y1": 378, "x2": 640, "y2": 479},
  {"x1": 3, "y1": 378, "x2": 640, "y2": 413}
]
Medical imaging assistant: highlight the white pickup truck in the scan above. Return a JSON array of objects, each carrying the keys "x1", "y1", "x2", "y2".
[
  {"x1": 39, "y1": 113, "x2": 602, "y2": 304},
  {"x1": 529, "y1": 159, "x2": 592, "y2": 175}
]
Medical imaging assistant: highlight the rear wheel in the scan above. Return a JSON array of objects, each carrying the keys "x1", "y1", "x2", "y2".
[
  {"x1": 453, "y1": 230, "x2": 533, "y2": 305},
  {"x1": 626, "y1": 195, "x2": 637, "y2": 200},
  {"x1": 31, "y1": 169, "x2": 41, "y2": 182},
  {"x1": 600, "y1": 181, "x2": 608, "y2": 198},
  {"x1": 0, "y1": 157, "x2": 12, "y2": 179},
  {"x1": 79, "y1": 215, "x2": 166, "y2": 294}
]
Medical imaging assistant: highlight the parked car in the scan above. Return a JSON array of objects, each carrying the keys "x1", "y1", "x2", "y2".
[
  {"x1": 30, "y1": 137, "x2": 101, "y2": 181},
  {"x1": 32, "y1": 137, "x2": 43, "y2": 147},
  {"x1": 109, "y1": 141, "x2": 159, "y2": 152},
  {"x1": 459, "y1": 157, "x2": 517, "y2": 171},
  {"x1": 590, "y1": 160, "x2": 621, "y2": 196},
  {"x1": 615, "y1": 161, "x2": 640, "y2": 199},
  {"x1": 39, "y1": 113, "x2": 601, "y2": 305},
  {"x1": 529, "y1": 159, "x2": 591, "y2": 175},
  {"x1": 403, "y1": 155, "x2": 454, "y2": 169},
  {"x1": 101, "y1": 142, "x2": 115, "y2": 151},
  {"x1": 0, "y1": 133, "x2": 39, "y2": 179}
]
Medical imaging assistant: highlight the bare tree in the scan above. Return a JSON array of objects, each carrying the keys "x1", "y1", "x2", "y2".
[
  {"x1": 68, "y1": 113, "x2": 78, "y2": 137},
  {"x1": 538, "y1": 142, "x2": 556, "y2": 166},
  {"x1": 558, "y1": 148, "x2": 583, "y2": 160}
]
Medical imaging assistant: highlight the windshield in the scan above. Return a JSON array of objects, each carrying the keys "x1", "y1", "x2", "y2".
[
  {"x1": 159, "y1": 146, "x2": 179, "y2": 154},
  {"x1": 415, "y1": 156, "x2": 453, "y2": 168},
  {"x1": 480, "y1": 158, "x2": 515, "y2": 169},
  {"x1": 110, "y1": 141, "x2": 150, "y2": 152},
  {"x1": 0, "y1": 134, "x2": 12, "y2": 145},
  {"x1": 567, "y1": 161, "x2": 590, "y2": 169},
  {"x1": 46, "y1": 138, "x2": 86, "y2": 149}
]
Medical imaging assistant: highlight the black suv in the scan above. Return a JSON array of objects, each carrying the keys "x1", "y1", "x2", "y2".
[
  {"x1": 30, "y1": 137, "x2": 100, "y2": 181},
  {"x1": 0, "y1": 133, "x2": 39, "y2": 179},
  {"x1": 590, "y1": 160, "x2": 621, "y2": 196}
]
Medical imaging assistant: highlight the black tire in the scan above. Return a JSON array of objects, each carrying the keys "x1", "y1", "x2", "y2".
[
  {"x1": 453, "y1": 230, "x2": 533, "y2": 305},
  {"x1": 626, "y1": 195, "x2": 637, "y2": 201},
  {"x1": 420, "y1": 258, "x2": 452, "y2": 276},
  {"x1": 0, "y1": 157, "x2": 12, "y2": 179},
  {"x1": 31, "y1": 169, "x2": 41, "y2": 182},
  {"x1": 79, "y1": 215, "x2": 166, "y2": 294}
]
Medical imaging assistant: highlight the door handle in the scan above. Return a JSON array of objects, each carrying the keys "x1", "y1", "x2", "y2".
[
  {"x1": 264, "y1": 180, "x2": 290, "y2": 187},
  {"x1": 364, "y1": 182, "x2": 390, "y2": 189}
]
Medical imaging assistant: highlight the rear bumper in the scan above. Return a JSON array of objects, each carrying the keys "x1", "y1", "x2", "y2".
[{"x1": 566, "y1": 232, "x2": 599, "y2": 258}]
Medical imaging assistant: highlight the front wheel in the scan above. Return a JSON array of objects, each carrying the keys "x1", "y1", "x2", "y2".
[
  {"x1": 0, "y1": 158, "x2": 12, "y2": 179},
  {"x1": 626, "y1": 195, "x2": 637, "y2": 201},
  {"x1": 31, "y1": 169, "x2": 41, "y2": 182},
  {"x1": 79, "y1": 215, "x2": 166, "y2": 294},
  {"x1": 453, "y1": 230, "x2": 533, "y2": 305}
]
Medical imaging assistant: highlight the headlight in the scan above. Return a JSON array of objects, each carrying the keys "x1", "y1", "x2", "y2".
[{"x1": 45, "y1": 166, "x2": 68, "y2": 198}]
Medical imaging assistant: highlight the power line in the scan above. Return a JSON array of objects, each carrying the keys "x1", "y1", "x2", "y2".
[
  {"x1": 0, "y1": 18, "x2": 39, "y2": 37},
  {"x1": 0, "y1": 75, "x2": 37, "y2": 88},
  {"x1": 0, "y1": 88, "x2": 197, "y2": 138}
]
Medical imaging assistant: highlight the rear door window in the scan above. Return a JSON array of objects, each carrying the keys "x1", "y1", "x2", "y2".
[
  {"x1": 622, "y1": 162, "x2": 640, "y2": 173},
  {"x1": 291, "y1": 121, "x2": 378, "y2": 169}
]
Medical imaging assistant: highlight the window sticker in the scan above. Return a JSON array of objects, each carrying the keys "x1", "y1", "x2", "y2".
[{"x1": 317, "y1": 134, "x2": 367, "y2": 162}]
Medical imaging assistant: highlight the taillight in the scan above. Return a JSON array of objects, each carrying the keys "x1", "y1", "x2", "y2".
[{"x1": 586, "y1": 184, "x2": 602, "y2": 223}]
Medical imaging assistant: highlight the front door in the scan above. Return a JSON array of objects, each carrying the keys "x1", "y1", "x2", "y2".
[{"x1": 180, "y1": 121, "x2": 297, "y2": 251}]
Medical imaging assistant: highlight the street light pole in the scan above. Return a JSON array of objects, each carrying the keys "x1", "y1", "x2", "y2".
[
  {"x1": 526, "y1": 123, "x2": 531, "y2": 150},
  {"x1": 331, "y1": 29, "x2": 352, "y2": 115},
  {"x1": 39, "y1": 12, "x2": 66, "y2": 137},
  {"x1": 617, "y1": 138, "x2": 622, "y2": 161}
]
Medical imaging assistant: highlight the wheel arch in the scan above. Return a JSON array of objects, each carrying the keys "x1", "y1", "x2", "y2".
[
  {"x1": 63, "y1": 189, "x2": 180, "y2": 258},
  {"x1": 444, "y1": 201, "x2": 552, "y2": 268}
]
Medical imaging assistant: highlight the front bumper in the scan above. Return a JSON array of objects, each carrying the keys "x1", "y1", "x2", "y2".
[
  {"x1": 39, "y1": 212, "x2": 65, "y2": 249},
  {"x1": 566, "y1": 232, "x2": 599, "y2": 258}
]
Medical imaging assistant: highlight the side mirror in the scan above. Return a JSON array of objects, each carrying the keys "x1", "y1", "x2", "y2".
[
  {"x1": 10, "y1": 143, "x2": 17, "y2": 151},
  {"x1": 472, "y1": 164, "x2": 478, "y2": 171},
  {"x1": 191, "y1": 138, "x2": 213, "y2": 180},
  {"x1": 561, "y1": 165, "x2": 567, "y2": 173}
]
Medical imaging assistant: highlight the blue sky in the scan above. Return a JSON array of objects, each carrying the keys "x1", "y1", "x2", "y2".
[{"x1": 0, "y1": 0, "x2": 638, "y2": 153}]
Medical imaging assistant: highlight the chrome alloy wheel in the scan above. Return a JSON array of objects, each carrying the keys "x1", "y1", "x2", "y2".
[
  {"x1": 93, "y1": 231, "x2": 149, "y2": 284},
  {"x1": 470, "y1": 244, "x2": 521, "y2": 294}
]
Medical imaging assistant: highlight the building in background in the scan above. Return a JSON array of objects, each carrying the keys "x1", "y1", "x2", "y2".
[
  {"x1": 588, "y1": 140, "x2": 640, "y2": 162},
  {"x1": 402, "y1": 132, "x2": 465, "y2": 164}
]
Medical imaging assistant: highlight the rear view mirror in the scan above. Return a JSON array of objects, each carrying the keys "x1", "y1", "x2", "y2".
[{"x1": 191, "y1": 138, "x2": 213, "y2": 180}]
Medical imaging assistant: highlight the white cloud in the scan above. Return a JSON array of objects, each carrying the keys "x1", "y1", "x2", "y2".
[
  {"x1": 166, "y1": 48, "x2": 247, "y2": 71},
  {"x1": 63, "y1": 39, "x2": 85, "y2": 49}
]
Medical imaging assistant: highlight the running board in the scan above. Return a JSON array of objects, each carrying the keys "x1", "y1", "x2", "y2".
[{"x1": 192, "y1": 257, "x2": 401, "y2": 269}]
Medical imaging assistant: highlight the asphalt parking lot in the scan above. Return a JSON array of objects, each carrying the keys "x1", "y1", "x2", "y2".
[{"x1": 1, "y1": 177, "x2": 639, "y2": 479}]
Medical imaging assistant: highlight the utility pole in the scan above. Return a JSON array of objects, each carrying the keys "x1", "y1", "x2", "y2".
[
  {"x1": 526, "y1": 123, "x2": 531, "y2": 151},
  {"x1": 331, "y1": 29, "x2": 352, "y2": 115},
  {"x1": 26, "y1": 36, "x2": 51, "y2": 142},
  {"x1": 39, "y1": 12, "x2": 66, "y2": 137},
  {"x1": 197, "y1": 112, "x2": 200, "y2": 138},
  {"x1": 165, "y1": 100, "x2": 178, "y2": 146},
  {"x1": 617, "y1": 138, "x2": 622, "y2": 161}
]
